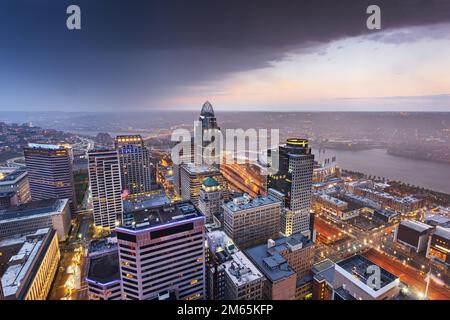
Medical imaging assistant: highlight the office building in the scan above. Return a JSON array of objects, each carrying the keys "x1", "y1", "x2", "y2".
[
  {"x1": 197, "y1": 101, "x2": 221, "y2": 166},
  {"x1": 268, "y1": 138, "x2": 314, "y2": 236},
  {"x1": 86, "y1": 237, "x2": 121, "y2": 300},
  {"x1": 88, "y1": 150, "x2": 123, "y2": 229},
  {"x1": 244, "y1": 233, "x2": 315, "y2": 300},
  {"x1": 198, "y1": 177, "x2": 223, "y2": 223},
  {"x1": 116, "y1": 201, "x2": 206, "y2": 300},
  {"x1": 333, "y1": 254, "x2": 400, "y2": 300},
  {"x1": 0, "y1": 228, "x2": 60, "y2": 300},
  {"x1": 0, "y1": 168, "x2": 31, "y2": 207},
  {"x1": 311, "y1": 259, "x2": 335, "y2": 300},
  {"x1": 180, "y1": 164, "x2": 228, "y2": 206},
  {"x1": 223, "y1": 194, "x2": 281, "y2": 249},
  {"x1": 394, "y1": 220, "x2": 434, "y2": 253},
  {"x1": 115, "y1": 135, "x2": 152, "y2": 196},
  {"x1": 24, "y1": 143, "x2": 76, "y2": 214},
  {"x1": 205, "y1": 229, "x2": 264, "y2": 300},
  {"x1": 223, "y1": 251, "x2": 265, "y2": 300},
  {"x1": 427, "y1": 226, "x2": 450, "y2": 265},
  {"x1": 0, "y1": 198, "x2": 71, "y2": 241}
]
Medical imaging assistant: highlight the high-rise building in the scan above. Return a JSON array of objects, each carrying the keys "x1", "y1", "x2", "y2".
[
  {"x1": 24, "y1": 143, "x2": 76, "y2": 215},
  {"x1": 180, "y1": 164, "x2": 228, "y2": 206},
  {"x1": 116, "y1": 201, "x2": 206, "y2": 300},
  {"x1": 223, "y1": 194, "x2": 281, "y2": 249},
  {"x1": 88, "y1": 150, "x2": 123, "y2": 229},
  {"x1": 0, "y1": 228, "x2": 60, "y2": 300},
  {"x1": 198, "y1": 177, "x2": 223, "y2": 223},
  {"x1": 268, "y1": 138, "x2": 314, "y2": 236},
  {"x1": 197, "y1": 101, "x2": 221, "y2": 166},
  {"x1": 115, "y1": 135, "x2": 152, "y2": 196}
]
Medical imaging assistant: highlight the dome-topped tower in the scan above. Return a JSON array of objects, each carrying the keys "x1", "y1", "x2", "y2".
[{"x1": 200, "y1": 101, "x2": 215, "y2": 117}]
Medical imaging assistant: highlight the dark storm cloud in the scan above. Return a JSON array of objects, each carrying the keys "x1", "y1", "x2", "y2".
[{"x1": 1, "y1": 0, "x2": 450, "y2": 110}]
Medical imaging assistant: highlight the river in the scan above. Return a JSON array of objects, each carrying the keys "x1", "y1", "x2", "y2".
[{"x1": 312, "y1": 148, "x2": 450, "y2": 194}]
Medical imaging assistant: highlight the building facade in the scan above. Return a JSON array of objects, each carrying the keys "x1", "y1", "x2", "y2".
[
  {"x1": 88, "y1": 150, "x2": 123, "y2": 229},
  {"x1": 180, "y1": 164, "x2": 228, "y2": 206},
  {"x1": 0, "y1": 198, "x2": 71, "y2": 241},
  {"x1": 0, "y1": 168, "x2": 31, "y2": 207},
  {"x1": 24, "y1": 143, "x2": 76, "y2": 214},
  {"x1": 268, "y1": 139, "x2": 314, "y2": 236},
  {"x1": 223, "y1": 194, "x2": 281, "y2": 249},
  {"x1": 0, "y1": 228, "x2": 60, "y2": 300},
  {"x1": 115, "y1": 135, "x2": 152, "y2": 196},
  {"x1": 116, "y1": 201, "x2": 206, "y2": 300}
]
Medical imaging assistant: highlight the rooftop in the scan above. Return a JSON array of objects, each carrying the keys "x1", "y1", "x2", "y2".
[
  {"x1": 202, "y1": 177, "x2": 219, "y2": 188},
  {"x1": 0, "y1": 168, "x2": 27, "y2": 184},
  {"x1": 183, "y1": 163, "x2": 220, "y2": 175},
  {"x1": 1, "y1": 228, "x2": 53, "y2": 298},
  {"x1": 312, "y1": 259, "x2": 335, "y2": 284},
  {"x1": 400, "y1": 220, "x2": 433, "y2": 233},
  {"x1": 336, "y1": 254, "x2": 398, "y2": 291},
  {"x1": 224, "y1": 194, "x2": 280, "y2": 213},
  {"x1": 223, "y1": 251, "x2": 264, "y2": 287},
  {"x1": 87, "y1": 251, "x2": 120, "y2": 284},
  {"x1": 244, "y1": 233, "x2": 312, "y2": 282},
  {"x1": 206, "y1": 230, "x2": 238, "y2": 263},
  {"x1": 123, "y1": 190, "x2": 171, "y2": 213},
  {"x1": 0, "y1": 198, "x2": 68, "y2": 223},
  {"x1": 119, "y1": 200, "x2": 204, "y2": 231},
  {"x1": 27, "y1": 143, "x2": 67, "y2": 150},
  {"x1": 433, "y1": 226, "x2": 450, "y2": 240}
]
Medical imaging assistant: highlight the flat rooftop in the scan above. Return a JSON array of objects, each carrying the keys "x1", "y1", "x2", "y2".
[
  {"x1": 0, "y1": 168, "x2": 27, "y2": 183},
  {"x1": 1, "y1": 228, "x2": 53, "y2": 298},
  {"x1": 27, "y1": 143, "x2": 66, "y2": 150},
  {"x1": 336, "y1": 254, "x2": 398, "y2": 290},
  {"x1": 0, "y1": 198, "x2": 68, "y2": 222},
  {"x1": 400, "y1": 220, "x2": 433, "y2": 233},
  {"x1": 120, "y1": 200, "x2": 203, "y2": 231},
  {"x1": 87, "y1": 251, "x2": 120, "y2": 284},
  {"x1": 224, "y1": 195, "x2": 280, "y2": 212},
  {"x1": 244, "y1": 233, "x2": 312, "y2": 282},
  {"x1": 123, "y1": 190, "x2": 171, "y2": 213},
  {"x1": 223, "y1": 251, "x2": 264, "y2": 287},
  {"x1": 183, "y1": 163, "x2": 220, "y2": 175},
  {"x1": 433, "y1": 226, "x2": 450, "y2": 240}
]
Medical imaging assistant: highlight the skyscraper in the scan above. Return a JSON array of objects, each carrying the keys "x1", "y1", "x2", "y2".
[
  {"x1": 268, "y1": 139, "x2": 314, "y2": 236},
  {"x1": 24, "y1": 143, "x2": 76, "y2": 215},
  {"x1": 116, "y1": 201, "x2": 206, "y2": 300},
  {"x1": 88, "y1": 149, "x2": 123, "y2": 229},
  {"x1": 198, "y1": 101, "x2": 221, "y2": 166},
  {"x1": 115, "y1": 135, "x2": 152, "y2": 196}
]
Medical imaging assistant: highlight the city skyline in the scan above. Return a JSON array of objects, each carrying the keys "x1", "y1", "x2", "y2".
[{"x1": 1, "y1": 1, "x2": 450, "y2": 112}]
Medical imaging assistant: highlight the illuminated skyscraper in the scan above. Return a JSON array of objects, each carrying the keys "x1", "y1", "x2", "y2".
[
  {"x1": 268, "y1": 139, "x2": 314, "y2": 236},
  {"x1": 115, "y1": 135, "x2": 152, "y2": 196},
  {"x1": 116, "y1": 201, "x2": 206, "y2": 300},
  {"x1": 24, "y1": 143, "x2": 76, "y2": 215},
  {"x1": 88, "y1": 149, "x2": 123, "y2": 229}
]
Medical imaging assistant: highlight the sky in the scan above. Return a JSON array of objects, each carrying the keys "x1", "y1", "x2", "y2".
[{"x1": 1, "y1": 0, "x2": 450, "y2": 112}]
